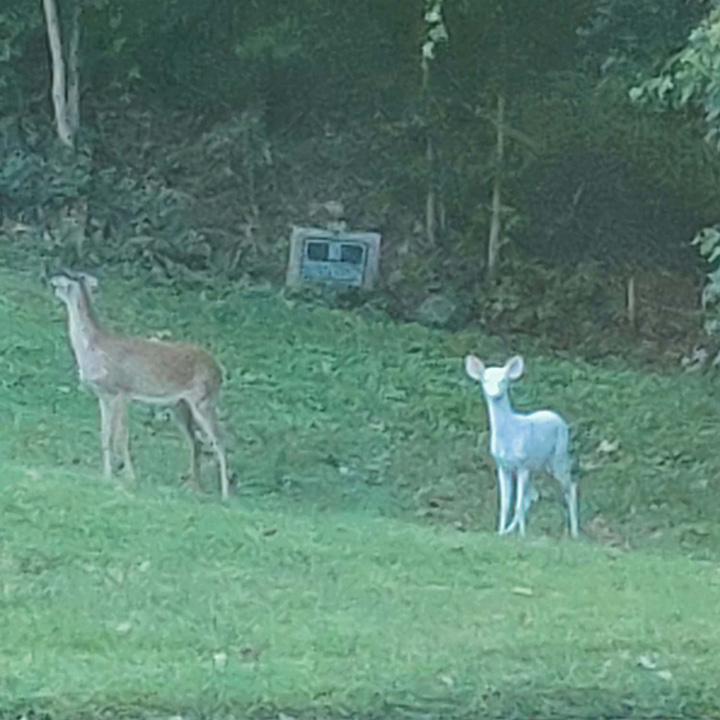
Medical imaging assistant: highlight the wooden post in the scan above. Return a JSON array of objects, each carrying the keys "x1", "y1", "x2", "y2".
[
  {"x1": 627, "y1": 275, "x2": 637, "y2": 332},
  {"x1": 486, "y1": 93, "x2": 505, "y2": 284}
]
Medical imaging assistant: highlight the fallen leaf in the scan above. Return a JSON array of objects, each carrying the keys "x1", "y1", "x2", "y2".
[
  {"x1": 511, "y1": 586, "x2": 533, "y2": 597},
  {"x1": 115, "y1": 621, "x2": 132, "y2": 635},
  {"x1": 597, "y1": 439, "x2": 620, "y2": 454},
  {"x1": 638, "y1": 654, "x2": 658, "y2": 670},
  {"x1": 439, "y1": 674, "x2": 455, "y2": 689},
  {"x1": 107, "y1": 567, "x2": 125, "y2": 584}
]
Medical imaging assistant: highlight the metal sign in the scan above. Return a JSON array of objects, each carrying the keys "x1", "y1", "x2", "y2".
[{"x1": 286, "y1": 227, "x2": 381, "y2": 289}]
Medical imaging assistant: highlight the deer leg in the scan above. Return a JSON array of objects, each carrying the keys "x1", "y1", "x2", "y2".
[
  {"x1": 497, "y1": 466, "x2": 513, "y2": 534},
  {"x1": 98, "y1": 394, "x2": 115, "y2": 480},
  {"x1": 111, "y1": 395, "x2": 135, "y2": 481},
  {"x1": 556, "y1": 470, "x2": 579, "y2": 539},
  {"x1": 172, "y1": 400, "x2": 201, "y2": 490},
  {"x1": 553, "y1": 454, "x2": 579, "y2": 538},
  {"x1": 566, "y1": 481, "x2": 579, "y2": 538},
  {"x1": 506, "y1": 468, "x2": 531, "y2": 536},
  {"x1": 521, "y1": 481, "x2": 539, "y2": 517},
  {"x1": 187, "y1": 396, "x2": 230, "y2": 501}
]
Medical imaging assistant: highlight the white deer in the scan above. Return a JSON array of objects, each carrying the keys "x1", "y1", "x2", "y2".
[
  {"x1": 465, "y1": 354, "x2": 579, "y2": 538},
  {"x1": 49, "y1": 271, "x2": 230, "y2": 500}
]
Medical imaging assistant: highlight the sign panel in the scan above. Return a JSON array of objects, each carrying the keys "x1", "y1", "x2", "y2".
[{"x1": 286, "y1": 227, "x2": 381, "y2": 290}]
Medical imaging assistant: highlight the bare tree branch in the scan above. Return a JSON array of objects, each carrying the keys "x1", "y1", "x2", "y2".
[{"x1": 42, "y1": 0, "x2": 74, "y2": 147}]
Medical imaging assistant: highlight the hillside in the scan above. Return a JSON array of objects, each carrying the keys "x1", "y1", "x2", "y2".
[{"x1": 0, "y1": 269, "x2": 719, "y2": 719}]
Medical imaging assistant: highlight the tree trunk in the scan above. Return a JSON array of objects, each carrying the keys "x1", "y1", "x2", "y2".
[
  {"x1": 67, "y1": 0, "x2": 81, "y2": 136},
  {"x1": 421, "y1": 50, "x2": 438, "y2": 246},
  {"x1": 425, "y1": 137, "x2": 437, "y2": 245},
  {"x1": 627, "y1": 275, "x2": 637, "y2": 332},
  {"x1": 486, "y1": 93, "x2": 505, "y2": 284},
  {"x1": 42, "y1": 0, "x2": 74, "y2": 148}
]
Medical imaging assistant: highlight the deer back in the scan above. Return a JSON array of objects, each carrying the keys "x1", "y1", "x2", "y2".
[
  {"x1": 490, "y1": 409, "x2": 568, "y2": 470},
  {"x1": 94, "y1": 335, "x2": 222, "y2": 402}
]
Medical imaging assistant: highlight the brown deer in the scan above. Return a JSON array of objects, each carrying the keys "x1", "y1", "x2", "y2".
[{"x1": 49, "y1": 271, "x2": 230, "y2": 500}]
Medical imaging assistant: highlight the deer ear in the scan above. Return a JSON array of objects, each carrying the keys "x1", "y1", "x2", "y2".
[
  {"x1": 79, "y1": 272, "x2": 99, "y2": 292},
  {"x1": 505, "y1": 355, "x2": 524, "y2": 380},
  {"x1": 465, "y1": 355, "x2": 485, "y2": 382}
]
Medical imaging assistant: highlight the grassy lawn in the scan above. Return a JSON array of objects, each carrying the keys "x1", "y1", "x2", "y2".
[{"x1": 1, "y1": 268, "x2": 720, "y2": 719}]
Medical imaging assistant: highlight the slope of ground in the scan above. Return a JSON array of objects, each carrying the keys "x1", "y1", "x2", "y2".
[{"x1": 1, "y1": 269, "x2": 719, "y2": 719}]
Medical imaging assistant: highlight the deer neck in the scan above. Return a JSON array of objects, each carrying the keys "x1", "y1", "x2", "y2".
[
  {"x1": 64, "y1": 287, "x2": 106, "y2": 369},
  {"x1": 485, "y1": 393, "x2": 515, "y2": 451}
]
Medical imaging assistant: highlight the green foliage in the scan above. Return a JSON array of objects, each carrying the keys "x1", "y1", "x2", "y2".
[
  {"x1": 422, "y1": 0, "x2": 449, "y2": 64},
  {"x1": 3, "y1": 0, "x2": 715, "y2": 355},
  {"x1": 0, "y1": 116, "x2": 90, "y2": 212},
  {"x1": 77, "y1": 0, "x2": 422, "y2": 122},
  {"x1": 0, "y1": 117, "x2": 198, "y2": 271},
  {"x1": 443, "y1": 0, "x2": 595, "y2": 94},
  {"x1": 234, "y1": 17, "x2": 302, "y2": 62},
  {"x1": 690, "y1": 225, "x2": 720, "y2": 334},
  {"x1": 510, "y1": 72, "x2": 716, "y2": 274},
  {"x1": 0, "y1": 3, "x2": 43, "y2": 114},
  {"x1": 631, "y1": 10, "x2": 720, "y2": 149},
  {"x1": 0, "y1": 143, "x2": 91, "y2": 214},
  {"x1": 0, "y1": 8, "x2": 34, "y2": 64},
  {"x1": 580, "y1": 0, "x2": 707, "y2": 80},
  {"x1": 477, "y1": 259, "x2": 620, "y2": 341},
  {"x1": 630, "y1": 8, "x2": 720, "y2": 338},
  {"x1": 2, "y1": 269, "x2": 720, "y2": 718}
]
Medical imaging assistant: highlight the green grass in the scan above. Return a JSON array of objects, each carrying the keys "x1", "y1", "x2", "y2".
[{"x1": 1, "y1": 268, "x2": 720, "y2": 719}]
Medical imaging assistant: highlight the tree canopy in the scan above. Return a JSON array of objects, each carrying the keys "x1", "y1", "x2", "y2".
[{"x1": 1, "y1": 0, "x2": 719, "y2": 353}]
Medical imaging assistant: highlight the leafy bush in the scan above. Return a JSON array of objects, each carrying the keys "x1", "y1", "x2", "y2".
[
  {"x1": 0, "y1": 115, "x2": 212, "y2": 275},
  {"x1": 0, "y1": 127, "x2": 91, "y2": 220},
  {"x1": 692, "y1": 225, "x2": 720, "y2": 335},
  {"x1": 476, "y1": 259, "x2": 620, "y2": 342}
]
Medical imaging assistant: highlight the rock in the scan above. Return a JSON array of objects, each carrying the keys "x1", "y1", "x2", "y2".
[{"x1": 415, "y1": 293, "x2": 458, "y2": 328}]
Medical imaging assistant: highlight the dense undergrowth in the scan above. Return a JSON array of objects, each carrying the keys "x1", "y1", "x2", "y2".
[
  {"x1": 0, "y1": 108, "x2": 712, "y2": 368},
  {"x1": 1, "y1": 268, "x2": 720, "y2": 718}
]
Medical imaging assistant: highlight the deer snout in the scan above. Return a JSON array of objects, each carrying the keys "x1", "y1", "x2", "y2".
[{"x1": 482, "y1": 380, "x2": 506, "y2": 398}]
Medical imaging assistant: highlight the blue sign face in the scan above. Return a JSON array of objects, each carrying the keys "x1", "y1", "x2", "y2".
[{"x1": 301, "y1": 239, "x2": 367, "y2": 286}]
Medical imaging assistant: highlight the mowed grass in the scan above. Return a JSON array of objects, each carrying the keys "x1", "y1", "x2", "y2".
[{"x1": 1, "y1": 268, "x2": 720, "y2": 718}]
